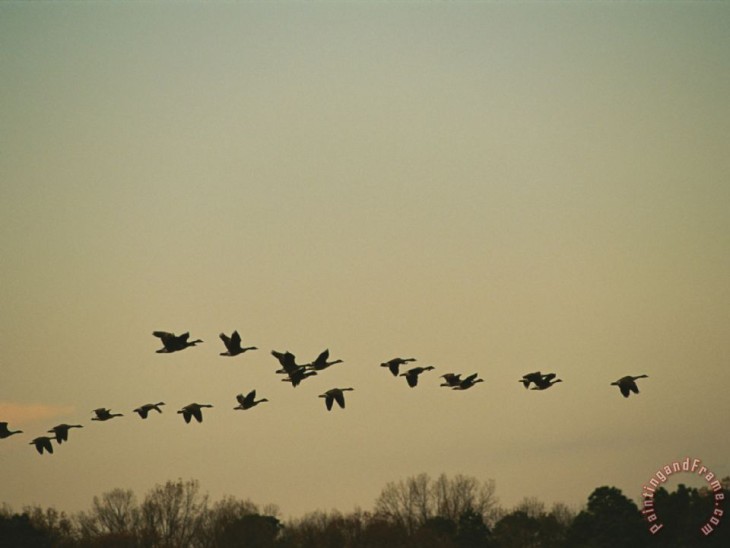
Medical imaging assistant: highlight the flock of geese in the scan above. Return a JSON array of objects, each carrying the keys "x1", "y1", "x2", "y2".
[{"x1": 1, "y1": 330, "x2": 649, "y2": 456}]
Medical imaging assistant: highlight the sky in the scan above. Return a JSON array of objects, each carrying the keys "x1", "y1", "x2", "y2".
[{"x1": 1, "y1": 0, "x2": 729, "y2": 521}]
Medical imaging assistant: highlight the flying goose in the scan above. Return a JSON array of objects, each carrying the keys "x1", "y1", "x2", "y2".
[
  {"x1": 30, "y1": 436, "x2": 55, "y2": 455},
  {"x1": 219, "y1": 331, "x2": 257, "y2": 356},
  {"x1": 153, "y1": 331, "x2": 203, "y2": 353},
  {"x1": 530, "y1": 373, "x2": 562, "y2": 390},
  {"x1": 47, "y1": 424, "x2": 83, "y2": 444},
  {"x1": 92, "y1": 408, "x2": 123, "y2": 421},
  {"x1": 611, "y1": 375, "x2": 648, "y2": 398},
  {"x1": 272, "y1": 350, "x2": 317, "y2": 386},
  {"x1": 234, "y1": 390, "x2": 268, "y2": 410},
  {"x1": 281, "y1": 367, "x2": 317, "y2": 387},
  {"x1": 307, "y1": 349, "x2": 343, "y2": 371},
  {"x1": 453, "y1": 373, "x2": 484, "y2": 390},
  {"x1": 400, "y1": 366, "x2": 435, "y2": 388},
  {"x1": 177, "y1": 403, "x2": 213, "y2": 423},
  {"x1": 519, "y1": 371, "x2": 544, "y2": 389},
  {"x1": 319, "y1": 388, "x2": 354, "y2": 411},
  {"x1": 133, "y1": 402, "x2": 166, "y2": 419},
  {"x1": 271, "y1": 350, "x2": 304, "y2": 374},
  {"x1": 440, "y1": 373, "x2": 463, "y2": 388},
  {"x1": 381, "y1": 357, "x2": 416, "y2": 377},
  {"x1": 0, "y1": 422, "x2": 23, "y2": 439}
]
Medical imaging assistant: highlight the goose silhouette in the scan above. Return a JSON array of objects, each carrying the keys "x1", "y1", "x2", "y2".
[
  {"x1": 453, "y1": 373, "x2": 484, "y2": 390},
  {"x1": 281, "y1": 368, "x2": 317, "y2": 387},
  {"x1": 381, "y1": 357, "x2": 416, "y2": 377},
  {"x1": 272, "y1": 350, "x2": 304, "y2": 374},
  {"x1": 319, "y1": 388, "x2": 354, "y2": 410},
  {"x1": 133, "y1": 402, "x2": 166, "y2": 419},
  {"x1": 30, "y1": 436, "x2": 55, "y2": 455},
  {"x1": 219, "y1": 331, "x2": 257, "y2": 356},
  {"x1": 400, "y1": 366, "x2": 435, "y2": 388},
  {"x1": 440, "y1": 373, "x2": 462, "y2": 388},
  {"x1": 530, "y1": 373, "x2": 562, "y2": 390},
  {"x1": 177, "y1": 403, "x2": 213, "y2": 423},
  {"x1": 0, "y1": 422, "x2": 23, "y2": 439},
  {"x1": 307, "y1": 349, "x2": 343, "y2": 371},
  {"x1": 47, "y1": 424, "x2": 83, "y2": 444},
  {"x1": 153, "y1": 331, "x2": 203, "y2": 353},
  {"x1": 92, "y1": 408, "x2": 123, "y2": 421},
  {"x1": 272, "y1": 350, "x2": 317, "y2": 386},
  {"x1": 519, "y1": 371, "x2": 544, "y2": 389},
  {"x1": 611, "y1": 375, "x2": 648, "y2": 398},
  {"x1": 234, "y1": 390, "x2": 268, "y2": 410}
]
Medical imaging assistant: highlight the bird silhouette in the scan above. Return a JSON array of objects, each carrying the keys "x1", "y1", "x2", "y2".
[
  {"x1": 153, "y1": 331, "x2": 203, "y2": 353},
  {"x1": 519, "y1": 371, "x2": 544, "y2": 389},
  {"x1": 611, "y1": 375, "x2": 648, "y2": 398},
  {"x1": 133, "y1": 402, "x2": 166, "y2": 419},
  {"x1": 281, "y1": 367, "x2": 317, "y2": 387},
  {"x1": 400, "y1": 366, "x2": 435, "y2": 388},
  {"x1": 307, "y1": 349, "x2": 343, "y2": 371},
  {"x1": 234, "y1": 390, "x2": 268, "y2": 410},
  {"x1": 177, "y1": 403, "x2": 213, "y2": 423},
  {"x1": 47, "y1": 424, "x2": 83, "y2": 444},
  {"x1": 0, "y1": 422, "x2": 23, "y2": 439},
  {"x1": 272, "y1": 350, "x2": 304, "y2": 374},
  {"x1": 381, "y1": 357, "x2": 416, "y2": 377},
  {"x1": 219, "y1": 331, "x2": 257, "y2": 356},
  {"x1": 319, "y1": 388, "x2": 354, "y2": 410},
  {"x1": 30, "y1": 436, "x2": 54, "y2": 455},
  {"x1": 272, "y1": 350, "x2": 317, "y2": 386},
  {"x1": 453, "y1": 373, "x2": 484, "y2": 390},
  {"x1": 440, "y1": 373, "x2": 463, "y2": 387},
  {"x1": 91, "y1": 408, "x2": 123, "y2": 421},
  {"x1": 530, "y1": 373, "x2": 562, "y2": 390}
]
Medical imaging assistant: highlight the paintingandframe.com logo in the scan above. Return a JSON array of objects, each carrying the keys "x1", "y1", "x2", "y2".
[{"x1": 642, "y1": 457, "x2": 725, "y2": 536}]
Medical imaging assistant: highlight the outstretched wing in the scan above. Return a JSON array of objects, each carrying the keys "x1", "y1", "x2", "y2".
[
  {"x1": 406, "y1": 373, "x2": 418, "y2": 388},
  {"x1": 314, "y1": 349, "x2": 329, "y2": 366},
  {"x1": 333, "y1": 390, "x2": 345, "y2": 409},
  {"x1": 272, "y1": 350, "x2": 297, "y2": 371},
  {"x1": 191, "y1": 407, "x2": 203, "y2": 423}
]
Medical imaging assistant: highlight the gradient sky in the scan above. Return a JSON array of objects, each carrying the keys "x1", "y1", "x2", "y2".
[{"x1": 1, "y1": 1, "x2": 728, "y2": 520}]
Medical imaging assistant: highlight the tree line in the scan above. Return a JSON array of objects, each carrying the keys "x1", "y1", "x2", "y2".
[{"x1": 1, "y1": 473, "x2": 727, "y2": 547}]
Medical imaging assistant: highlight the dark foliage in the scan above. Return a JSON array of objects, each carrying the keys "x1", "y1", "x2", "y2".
[{"x1": 0, "y1": 475, "x2": 726, "y2": 548}]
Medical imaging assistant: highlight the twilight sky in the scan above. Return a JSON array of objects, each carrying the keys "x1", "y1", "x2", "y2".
[{"x1": 1, "y1": 1, "x2": 728, "y2": 519}]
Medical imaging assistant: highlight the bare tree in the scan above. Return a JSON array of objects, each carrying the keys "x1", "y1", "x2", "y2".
[
  {"x1": 514, "y1": 496, "x2": 546, "y2": 519},
  {"x1": 77, "y1": 488, "x2": 140, "y2": 540},
  {"x1": 374, "y1": 472, "x2": 431, "y2": 534},
  {"x1": 433, "y1": 473, "x2": 499, "y2": 526},
  {"x1": 140, "y1": 478, "x2": 209, "y2": 547},
  {"x1": 374, "y1": 472, "x2": 499, "y2": 534}
]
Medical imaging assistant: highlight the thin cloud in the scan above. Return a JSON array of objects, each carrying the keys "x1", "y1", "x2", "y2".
[{"x1": 0, "y1": 402, "x2": 75, "y2": 425}]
